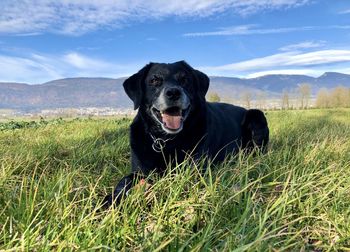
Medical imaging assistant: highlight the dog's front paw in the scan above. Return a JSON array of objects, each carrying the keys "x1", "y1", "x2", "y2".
[
  {"x1": 102, "y1": 173, "x2": 149, "y2": 208},
  {"x1": 102, "y1": 174, "x2": 136, "y2": 208}
]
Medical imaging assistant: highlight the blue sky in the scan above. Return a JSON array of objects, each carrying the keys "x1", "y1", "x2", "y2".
[{"x1": 1, "y1": 0, "x2": 350, "y2": 84}]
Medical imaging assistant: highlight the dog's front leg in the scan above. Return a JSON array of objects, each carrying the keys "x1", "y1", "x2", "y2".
[{"x1": 103, "y1": 173, "x2": 146, "y2": 207}]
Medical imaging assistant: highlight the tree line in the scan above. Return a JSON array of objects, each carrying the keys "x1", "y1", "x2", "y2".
[
  {"x1": 206, "y1": 84, "x2": 350, "y2": 109},
  {"x1": 315, "y1": 86, "x2": 350, "y2": 108}
]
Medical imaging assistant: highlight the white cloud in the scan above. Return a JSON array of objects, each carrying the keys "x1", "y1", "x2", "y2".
[
  {"x1": 0, "y1": 55, "x2": 61, "y2": 84},
  {"x1": 184, "y1": 24, "x2": 257, "y2": 37},
  {"x1": 279, "y1": 40, "x2": 326, "y2": 51},
  {"x1": 183, "y1": 24, "x2": 310, "y2": 37},
  {"x1": 246, "y1": 69, "x2": 325, "y2": 78},
  {"x1": 200, "y1": 49, "x2": 350, "y2": 76},
  {"x1": 0, "y1": 0, "x2": 311, "y2": 35},
  {"x1": 246, "y1": 67, "x2": 350, "y2": 78},
  {"x1": 3, "y1": 40, "x2": 350, "y2": 83},
  {"x1": 183, "y1": 25, "x2": 350, "y2": 37},
  {"x1": 0, "y1": 52, "x2": 140, "y2": 83},
  {"x1": 339, "y1": 9, "x2": 350, "y2": 14},
  {"x1": 2, "y1": 49, "x2": 350, "y2": 83},
  {"x1": 62, "y1": 52, "x2": 113, "y2": 70}
]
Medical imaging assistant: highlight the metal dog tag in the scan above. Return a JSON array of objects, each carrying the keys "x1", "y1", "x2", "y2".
[{"x1": 152, "y1": 138, "x2": 166, "y2": 152}]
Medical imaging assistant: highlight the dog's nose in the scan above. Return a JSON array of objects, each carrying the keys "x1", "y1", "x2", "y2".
[{"x1": 165, "y1": 87, "x2": 182, "y2": 100}]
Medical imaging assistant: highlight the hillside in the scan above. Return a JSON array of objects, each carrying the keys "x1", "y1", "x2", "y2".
[{"x1": 1, "y1": 72, "x2": 350, "y2": 111}]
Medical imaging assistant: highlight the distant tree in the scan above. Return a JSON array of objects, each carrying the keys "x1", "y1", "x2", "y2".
[
  {"x1": 330, "y1": 86, "x2": 349, "y2": 108},
  {"x1": 315, "y1": 88, "x2": 330, "y2": 108},
  {"x1": 241, "y1": 91, "x2": 252, "y2": 109},
  {"x1": 298, "y1": 83, "x2": 311, "y2": 109},
  {"x1": 224, "y1": 97, "x2": 236, "y2": 105},
  {"x1": 256, "y1": 90, "x2": 266, "y2": 109},
  {"x1": 289, "y1": 88, "x2": 299, "y2": 109},
  {"x1": 207, "y1": 92, "x2": 221, "y2": 102},
  {"x1": 281, "y1": 89, "x2": 290, "y2": 110}
]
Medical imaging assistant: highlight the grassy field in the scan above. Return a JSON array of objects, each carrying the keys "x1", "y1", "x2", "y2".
[{"x1": 0, "y1": 109, "x2": 350, "y2": 251}]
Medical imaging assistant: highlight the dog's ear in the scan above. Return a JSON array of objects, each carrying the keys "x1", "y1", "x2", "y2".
[
  {"x1": 193, "y1": 69, "x2": 209, "y2": 98},
  {"x1": 179, "y1": 60, "x2": 209, "y2": 98},
  {"x1": 123, "y1": 63, "x2": 153, "y2": 110}
]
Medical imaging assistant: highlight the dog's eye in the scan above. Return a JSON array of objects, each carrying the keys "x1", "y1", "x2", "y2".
[{"x1": 150, "y1": 75, "x2": 163, "y2": 86}]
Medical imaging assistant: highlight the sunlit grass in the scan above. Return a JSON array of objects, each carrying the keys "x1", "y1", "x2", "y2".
[{"x1": 1, "y1": 109, "x2": 350, "y2": 251}]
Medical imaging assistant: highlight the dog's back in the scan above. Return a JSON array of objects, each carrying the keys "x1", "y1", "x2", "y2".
[
  {"x1": 200, "y1": 102, "x2": 247, "y2": 161},
  {"x1": 201, "y1": 103, "x2": 269, "y2": 161}
]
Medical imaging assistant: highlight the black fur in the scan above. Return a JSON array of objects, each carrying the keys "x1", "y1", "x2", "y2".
[
  {"x1": 104, "y1": 61, "x2": 269, "y2": 206},
  {"x1": 241, "y1": 109, "x2": 269, "y2": 152}
]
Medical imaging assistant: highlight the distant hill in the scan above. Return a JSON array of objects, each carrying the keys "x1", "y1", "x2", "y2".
[
  {"x1": 0, "y1": 78, "x2": 128, "y2": 111},
  {"x1": 1, "y1": 72, "x2": 350, "y2": 111}
]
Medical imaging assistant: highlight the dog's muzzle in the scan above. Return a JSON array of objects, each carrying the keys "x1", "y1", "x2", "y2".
[
  {"x1": 151, "y1": 105, "x2": 191, "y2": 134},
  {"x1": 151, "y1": 87, "x2": 191, "y2": 134}
]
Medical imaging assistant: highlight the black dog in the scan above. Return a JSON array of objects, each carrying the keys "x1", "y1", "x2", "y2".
[{"x1": 103, "y1": 61, "x2": 269, "y2": 206}]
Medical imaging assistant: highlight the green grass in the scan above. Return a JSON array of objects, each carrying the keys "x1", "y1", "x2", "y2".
[{"x1": 1, "y1": 109, "x2": 350, "y2": 251}]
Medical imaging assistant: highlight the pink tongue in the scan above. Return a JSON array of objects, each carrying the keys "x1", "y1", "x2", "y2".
[{"x1": 162, "y1": 114, "x2": 182, "y2": 129}]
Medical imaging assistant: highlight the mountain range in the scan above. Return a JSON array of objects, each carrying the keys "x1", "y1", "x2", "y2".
[{"x1": 1, "y1": 72, "x2": 350, "y2": 111}]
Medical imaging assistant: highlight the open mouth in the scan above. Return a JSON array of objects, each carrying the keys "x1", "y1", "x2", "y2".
[{"x1": 151, "y1": 105, "x2": 191, "y2": 134}]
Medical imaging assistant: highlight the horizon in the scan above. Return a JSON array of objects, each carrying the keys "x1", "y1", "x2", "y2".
[{"x1": 1, "y1": 1, "x2": 350, "y2": 84}]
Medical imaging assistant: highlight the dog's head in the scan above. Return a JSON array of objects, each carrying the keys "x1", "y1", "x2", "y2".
[{"x1": 123, "y1": 61, "x2": 209, "y2": 134}]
